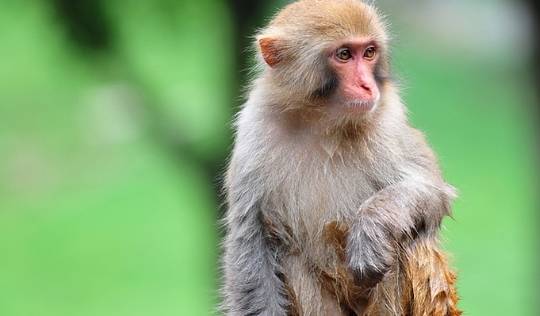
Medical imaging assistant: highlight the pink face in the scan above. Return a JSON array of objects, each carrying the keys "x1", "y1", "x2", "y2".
[{"x1": 328, "y1": 39, "x2": 381, "y2": 113}]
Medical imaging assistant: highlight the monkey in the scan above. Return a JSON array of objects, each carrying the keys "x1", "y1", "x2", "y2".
[{"x1": 221, "y1": 1, "x2": 461, "y2": 315}]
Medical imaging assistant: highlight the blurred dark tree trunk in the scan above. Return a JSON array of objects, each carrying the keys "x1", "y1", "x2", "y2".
[
  {"x1": 226, "y1": 0, "x2": 268, "y2": 95},
  {"x1": 525, "y1": 0, "x2": 539, "y2": 91},
  {"x1": 52, "y1": 0, "x2": 111, "y2": 52},
  {"x1": 522, "y1": 1, "x2": 540, "y2": 310}
]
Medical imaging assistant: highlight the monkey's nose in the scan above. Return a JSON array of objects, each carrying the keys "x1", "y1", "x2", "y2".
[{"x1": 360, "y1": 83, "x2": 372, "y2": 95}]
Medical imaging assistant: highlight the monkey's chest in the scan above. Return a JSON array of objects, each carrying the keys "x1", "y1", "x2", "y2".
[
  {"x1": 266, "y1": 160, "x2": 379, "y2": 315},
  {"x1": 268, "y1": 158, "x2": 377, "y2": 257}
]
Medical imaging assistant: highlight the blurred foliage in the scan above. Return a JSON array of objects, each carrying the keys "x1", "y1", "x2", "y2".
[
  {"x1": 0, "y1": 1, "x2": 231, "y2": 315},
  {"x1": 0, "y1": 0, "x2": 537, "y2": 316}
]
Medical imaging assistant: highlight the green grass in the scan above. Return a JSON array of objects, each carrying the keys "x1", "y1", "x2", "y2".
[{"x1": 0, "y1": 151, "x2": 218, "y2": 315}]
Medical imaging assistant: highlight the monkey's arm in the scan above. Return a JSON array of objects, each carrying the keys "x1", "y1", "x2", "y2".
[
  {"x1": 347, "y1": 176, "x2": 454, "y2": 288},
  {"x1": 222, "y1": 193, "x2": 289, "y2": 316}
]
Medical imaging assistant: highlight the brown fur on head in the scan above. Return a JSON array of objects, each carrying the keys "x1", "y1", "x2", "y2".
[{"x1": 256, "y1": 0, "x2": 391, "y2": 116}]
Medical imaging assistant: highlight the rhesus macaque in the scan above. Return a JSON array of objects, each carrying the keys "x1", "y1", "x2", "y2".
[{"x1": 222, "y1": 1, "x2": 461, "y2": 315}]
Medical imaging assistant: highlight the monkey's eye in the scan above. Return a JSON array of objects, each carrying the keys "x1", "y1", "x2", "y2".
[
  {"x1": 336, "y1": 48, "x2": 352, "y2": 61},
  {"x1": 363, "y1": 46, "x2": 377, "y2": 60}
]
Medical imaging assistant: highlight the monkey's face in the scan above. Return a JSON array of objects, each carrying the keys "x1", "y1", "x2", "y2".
[
  {"x1": 256, "y1": 0, "x2": 390, "y2": 123},
  {"x1": 325, "y1": 38, "x2": 382, "y2": 115},
  {"x1": 257, "y1": 35, "x2": 387, "y2": 119}
]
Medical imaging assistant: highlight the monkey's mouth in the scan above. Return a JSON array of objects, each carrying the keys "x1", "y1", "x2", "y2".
[{"x1": 344, "y1": 100, "x2": 375, "y2": 113}]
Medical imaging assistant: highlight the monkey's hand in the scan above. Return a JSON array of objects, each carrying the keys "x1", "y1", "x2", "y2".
[
  {"x1": 346, "y1": 179, "x2": 454, "y2": 289},
  {"x1": 346, "y1": 211, "x2": 397, "y2": 289}
]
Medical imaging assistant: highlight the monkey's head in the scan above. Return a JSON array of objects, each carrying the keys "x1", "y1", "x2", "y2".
[{"x1": 256, "y1": 0, "x2": 391, "y2": 122}]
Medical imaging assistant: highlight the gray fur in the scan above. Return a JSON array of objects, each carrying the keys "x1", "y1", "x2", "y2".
[{"x1": 221, "y1": 1, "x2": 455, "y2": 315}]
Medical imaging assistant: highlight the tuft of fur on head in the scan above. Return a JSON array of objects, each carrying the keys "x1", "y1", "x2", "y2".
[{"x1": 254, "y1": 0, "x2": 391, "y2": 111}]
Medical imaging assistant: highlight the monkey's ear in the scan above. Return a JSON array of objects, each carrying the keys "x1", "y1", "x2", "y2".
[{"x1": 258, "y1": 37, "x2": 283, "y2": 67}]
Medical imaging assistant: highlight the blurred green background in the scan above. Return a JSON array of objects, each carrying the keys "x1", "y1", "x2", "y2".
[{"x1": 0, "y1": 0, "x2": 538, "y2": 315}]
